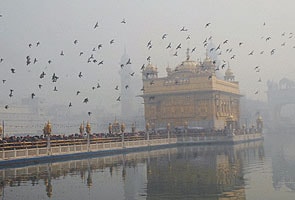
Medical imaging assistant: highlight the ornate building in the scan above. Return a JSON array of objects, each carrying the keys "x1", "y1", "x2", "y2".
[{"x1": 141, "y1": 50, "x2": 241, "y2": 130}]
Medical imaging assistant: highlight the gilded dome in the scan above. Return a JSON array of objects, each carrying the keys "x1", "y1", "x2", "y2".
[
  {"x1": 225, "y1": 68, "x2": 234, "y2": 76},
  {"x1": 145, "y1": 63, "x2": 157, "y2": 72},
  {"x1": 257, "y1": 116, "x2": 263, "y2": 121},
  {"x1": 175, "y1": 60, "x2": 198, "y2": 72}
]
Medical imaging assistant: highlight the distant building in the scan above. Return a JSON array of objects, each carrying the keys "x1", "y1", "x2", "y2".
[{"x1": 141, "y1": 49, "x2": 241, "y2": 130}]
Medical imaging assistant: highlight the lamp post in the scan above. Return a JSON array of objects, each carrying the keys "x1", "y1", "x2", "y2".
[
  {"x1": 43, "y1": 121, "x2": 52, "y2": 155},
  {"x1": 86, "y1": 122, "x2": 91, "y2": 152},
  {"x1": 121, "y1": 123, "x2": 125, "y2": 148},
  {"x1": 108, "y1": 123, "x2": 113, "y2": 136},
  {"x1": 167, "y1": 123, "x2": 170, "y2": 143},
  {"x1": 79, "y1": 123, "x2": 84, "y2": 136},
  {"x1": 146, "y1": 122, "x2": 150, "y2": 144},
  {"x1": 184, "y1": 121, "x2": 188, "y2": 142},
  {"x1": 0, "y1": 125, "x2": 2, "y2": 140},
  {"x1": 131, "y1": 123, "x2": 136, "y2": 134}
]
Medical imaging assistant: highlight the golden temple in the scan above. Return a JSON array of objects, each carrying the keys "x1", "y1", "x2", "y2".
[{"x1": 141, "y1": 49, "x2": 241, "y2": 130}]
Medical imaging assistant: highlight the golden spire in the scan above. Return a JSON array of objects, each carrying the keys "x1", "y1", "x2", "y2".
[{"x1": 186, "y1": 48, "x2": 190, "y2": 60}]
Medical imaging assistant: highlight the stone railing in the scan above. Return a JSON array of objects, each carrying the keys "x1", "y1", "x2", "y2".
[{"x1": 0, "y1": 138, "x2": 177, "y2": 161}]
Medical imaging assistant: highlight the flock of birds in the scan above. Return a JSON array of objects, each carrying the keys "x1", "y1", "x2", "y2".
[{"x1": 1, "y1": 12, "x2": 295, "y2": 118}]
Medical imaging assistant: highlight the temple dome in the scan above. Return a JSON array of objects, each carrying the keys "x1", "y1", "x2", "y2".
[
  {"x1": 145, "y1": 63, "x2": 157, "y2": 72},
  {"x1": 225, "y1": 68, "x2": 234, "y2": 76},
  {"x1": 175, "y1": 60, "x2": 198, "y2": 73}
]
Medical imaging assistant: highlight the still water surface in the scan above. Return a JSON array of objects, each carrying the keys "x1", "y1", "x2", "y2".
[{"x1": 0, "y1": 133, "x2": 294, "y2": 200}]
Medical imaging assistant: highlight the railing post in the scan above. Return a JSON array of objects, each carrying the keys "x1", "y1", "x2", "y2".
[
  {"x1": 43, "y1": 121, "x2": 52, "y2": 156},
  {"x1": 86, "y1": 122, "x2": 91, "y2": 152},
  {"x1": 167, "y1": 123, "x2": 171, "y2": 144},
  {"x1": 121, "y1": 123, "x2": 125, "y2": 148},
  {"x1": 146, "y1": 123, "x2": 150, "y2": 146}
]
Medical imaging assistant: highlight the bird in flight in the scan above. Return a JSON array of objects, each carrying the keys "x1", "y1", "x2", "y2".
[
  {"x1": 78, "y1": 72, "x2": 83, "y2": 78},
  {"x1": 9, "y1": 90, "x2": 13, "y2": 98},
  {"x1": 147, "y1": 40, "x2": 152, "y2": 47},
  {"x1": 31, "y1": 93, "x2": 35, "y2": 99},
  {"x1": 115, "y1": 85, "x2": 119, "y2": 90},
  {"x1": 166, "y1": 42, "x2": 172, "y2": 49},
  {"x1": 74, "y1": 40, "x2": 78, "y2": 44},
  {"x1": 176, "y1": 43, "x2": 181, "y2": 50},
  {"x1": 116, "y1": 96, "x2": 121, "y2": 101},
  {"x1": 121, "y1": 18, "x2": 126, "y2": 24},
  {"x1": 180, "y1": 26, "x2": 188, "y2": 31},
  {"x1": 141, "y1": 64, "x2": 145, "y2": 70},
  {"x1": 130, "y1": 72, "x2": 135, "y2": 76},
  {"x1": 88, "y1": 112, "x2": 92, "y2": 116},
  {"x1": 83, "y1": 98, "x2": 89, "y2": 103},
  {"x1": 40, "y1": 71, "x2": 46, "y2": 79},
  {"x1": 53, "y1": 86, "x2": 58, "y2": 91},
  {"x1": 60, "y1": 50, "x2": 64, "y2": 56},
  {"x1": 110, "y1": 39, "x2": 114, "y2": 44},
  {"x1": 52, "y1": 73, "x2": 59, "y2": 82},
  {"x1": 4, "y1": 105, "x2": 8, "y2": 109},
  {"x1": 94, "y1": 21, "x2": 99, "y2": 29},
  {"x1": 162, "y1": 33, "x2": 168, "y2": 40},
  {"x1": 76, "y1": 91, "x2": 80, "y2": 95},
  {"x1": 205, "y1": 23, "x2": 211, "y2": 28},
  {"x1": 69, "y1": 102, "x2": 72, "y2": 107},
  {"x1": 11, "y1": 68, "x2": 16, "y2": 73},
  {"x1": 126, "y1": 58, "x2": 131, "y2": 65}
]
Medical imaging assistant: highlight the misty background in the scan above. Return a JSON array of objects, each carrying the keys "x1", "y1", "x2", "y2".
[{"x1": 1, "y1": 0, "x2": 295, "y2": 134}]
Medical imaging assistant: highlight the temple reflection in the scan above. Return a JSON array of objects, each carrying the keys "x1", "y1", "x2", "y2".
[
  {"x1": 0, "y1": 141, "x2": 264, "y2": 199},
  {"x1": 145, "y1": 143, "x2": 262, "y2": 200}
]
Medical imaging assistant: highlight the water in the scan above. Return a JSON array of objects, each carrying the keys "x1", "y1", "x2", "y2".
[{"x1": 0, "y1": 133, "x2": 294, "y2": 200}]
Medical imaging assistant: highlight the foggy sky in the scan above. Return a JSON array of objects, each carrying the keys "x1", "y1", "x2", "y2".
[{"x1": 1, "y1": 0, "x2": 295, "y2": 115}]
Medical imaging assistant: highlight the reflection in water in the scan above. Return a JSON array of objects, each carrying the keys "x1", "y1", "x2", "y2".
[
  {"x1": 268, "y1": 133, "x2": 295, "y2": 192},
  {"x1": 146, "y1": 143, "x2": 264, "y2": 200},
  {"x1": 0, "y1": 141, "x2": 268, "y2": 199}
]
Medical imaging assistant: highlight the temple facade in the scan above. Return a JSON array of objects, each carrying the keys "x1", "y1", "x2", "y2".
[{"x1": 141, "y1": 50, "x2": 241, "y2": 130}]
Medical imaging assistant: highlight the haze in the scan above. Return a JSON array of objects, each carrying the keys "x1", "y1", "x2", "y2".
[{"x1": 1, "y1": 0, "x2": 295, "y2": 132}]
